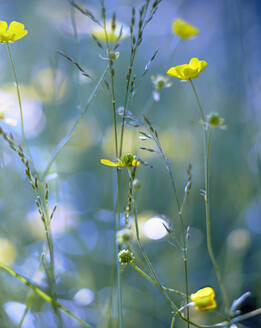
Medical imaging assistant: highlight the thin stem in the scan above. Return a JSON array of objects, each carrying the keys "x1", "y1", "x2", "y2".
[
  {"x1": 130, "y1": 263, "x2": 185, "y2": 297},
  {"x1": 0, "y1": 262, "x2": 92, "y2": 328},
  {"x1": 189, "y1": 79, "x2": 230, "y2": 312},
  {"x1": 41, "y1": 65, "x2": 109, "y2": 180},
  {"x1": 119, "y1": 0, "x2": 151, "y2": 157},
  {"x1": 189, "y1": 80, "x2": 206, "y2": 125},
  {"x1": 170, "y1": 315, "x2": 176, "y2": 328},
  {"x1": 17, "y1": 293, "x2": 34, "y2": 328},
  {"x1": 116, "y1": 169, "x2": 123, "y2": 328},
  {"x1": 6, "y1": 43, "x2": 33, "y2": 165},
  {"x1": 151, "y1": 136, "x2": 190, "y2": 326},
  {"x1": 205, "y1": 128, "x2": 230, "y2": 311},
  {"x1": 99, "y1": 8, "x2": 123, "y2": 326},
  {"x1": 133, "y1": 193, "x2": 178, "y2": 311},
  {"x1": 37, "y1": 184, "x2": 63, "y2": 327}
]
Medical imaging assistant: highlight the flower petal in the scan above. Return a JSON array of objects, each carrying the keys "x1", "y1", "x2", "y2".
[
  {"x1": 100, "y1": 159, "x2": 118, "y2": 167},
  {"x1": 0, "y1": 21, "x2": 8, "y2": 33},
  {"x1": 189, "y1": 58, "x2": 200, "y2": 68},
  {"x1": 8, "y1": 21, "x2": 27, "y2": 41}
]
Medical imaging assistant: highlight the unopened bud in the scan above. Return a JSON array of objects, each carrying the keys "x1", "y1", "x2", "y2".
[{"x1": 118, "y1": 249, "x2": 135, "y2": 264}]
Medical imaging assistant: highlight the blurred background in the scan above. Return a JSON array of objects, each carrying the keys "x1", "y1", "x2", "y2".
[{"x1": 0, "y1": 0, "x2": 261, "y2": 327}]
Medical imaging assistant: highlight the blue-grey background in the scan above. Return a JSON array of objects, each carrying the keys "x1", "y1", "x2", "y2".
[{"x1": 0, "y1": 0, "x2": 260, "y2": 327}]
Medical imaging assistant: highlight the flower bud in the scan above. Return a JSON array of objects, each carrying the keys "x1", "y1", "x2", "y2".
[
  {"x1": 207, "y1": 112, "x2": 223, "y2": 127},
  {"x1": 151, "y1": 75, "x2": 172, "y2": 90},
  {"x1": 118, "y1": 249, "x2": 135, "y2": 264},
  {"x1": 190, "y1": 287, "x2": 217, "y2": 311},
  {"x1": 107, "y1": 50, "x2": 120, "y2": 60}
]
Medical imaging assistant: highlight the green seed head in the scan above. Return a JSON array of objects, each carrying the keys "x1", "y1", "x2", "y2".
[{"x1": 118, "y1": 249, "x2": 135, "y2": 264}]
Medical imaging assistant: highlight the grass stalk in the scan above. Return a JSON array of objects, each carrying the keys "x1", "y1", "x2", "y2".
[
  {"x1": 41, "y1": 64, "x2": 109, "y2": 180},
  {"x1": 0, "y1": 262, "x2": 92, "y2": 328}
]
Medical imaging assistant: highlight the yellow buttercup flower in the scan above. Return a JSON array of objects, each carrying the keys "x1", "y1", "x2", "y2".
[
  {"x1": 172, "y1": 18, "x2": 199, "y2": 40},
  {"x1": 167, "y1": 58, "x2": 208, "y2": 81},
  {"x1": 0, "y1": 21, "x2": 27, "y2": 43},
  {"x1": 190, "y1": 287, "x2": 217, "y2": 311},
  {"x1": 92, "y1": 20, "x2": 130, "y2": 43},
  {"x1": 101, "y1": 154, "x2": 140, "y2": 168}
]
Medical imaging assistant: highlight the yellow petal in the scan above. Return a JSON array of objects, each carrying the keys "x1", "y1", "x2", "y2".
[
  {"x1": 8, "y1": 21, "x2": 27, "y2": 41},
  {"x1": 199, "y1": 60, "x2": 208, "y2": 71},
  {"x1": 191, "y1": 287, "x2": 217, "y2": 311},
  {"x1": 0, "y1": 21, "x2": 8, "y2": 33},
  {"x1": 189, "y1": 57, "x2": 200, "y2": 68},
  {"x1": 167, "y1": 67, "x2": 178, "y2": 77},
  {"x1": 100, "y1": 159, "x2": 118, "y2": 167}
]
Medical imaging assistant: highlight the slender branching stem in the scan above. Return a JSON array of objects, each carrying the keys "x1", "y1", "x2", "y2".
[
  {"x1": 130, "y1": 263, "x2": 185, "y2": 297},
  {"x1": 189, "y1": 79, "x2": 230, "y2": 312}
]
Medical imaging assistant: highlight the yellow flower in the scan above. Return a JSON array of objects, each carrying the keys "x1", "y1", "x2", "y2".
[
  {"x1": 190, "y1": 287, "x2": 217, "y2": 311},
  {"x1": 172, "y1": 18, "x2": 199, "y2": 40},
  {"x1": 100, "y1": 154, "x2": 140, "y2": 168},
  {"x1": 92, "y1": 20, "x2": 130, "y2": 43},
  {"x1": 0, "y1": 21, "x2": 27, "y2": 43},
  {"x1": 167, "y1": 58, "x2": 208, "y2": 81}
]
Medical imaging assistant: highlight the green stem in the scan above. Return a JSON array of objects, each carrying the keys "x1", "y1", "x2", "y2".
[
  {"x1": 116, "y1": 169, "x2": 123, "y2": 328},
  {"x1": 189, "y1": 79, "x2": 206, "y2": 126},
  {"x1": 99, "y1": 9, "x2": 123, "y2": 326},
  {"x1": 17, "y1": 293, "x2": 34, "y2": 328},
  {"x1": 130, "y1": 263, "x2": 185, "y2": 297},
  {"x1": 205, "y1": 128, "x2": 230, "y2": 311},
  {"x1": 133, "y1": 194, "x2": 178, "y2": 311},
  {"x1": 6, "y1": 43, "x2": 33, "y2": 165},
  {"x1": 131, "y1": 263, "x2": 261, "y2": 327},
  {"x1": 0, "y1": 263, "x2": 92, "y2": 328},
  {"x1": 41, "y1": 65, "x2": 109, "y2": 180},
  {"x1": 152, "y1": 136, "x2": 190, "y2": 326},
  {"x1": 37, "y1": 184, "x2": 63, "y2": 326},
  {"x1": 189, "y1": 79, "x2": 230, "y2": 312}
]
